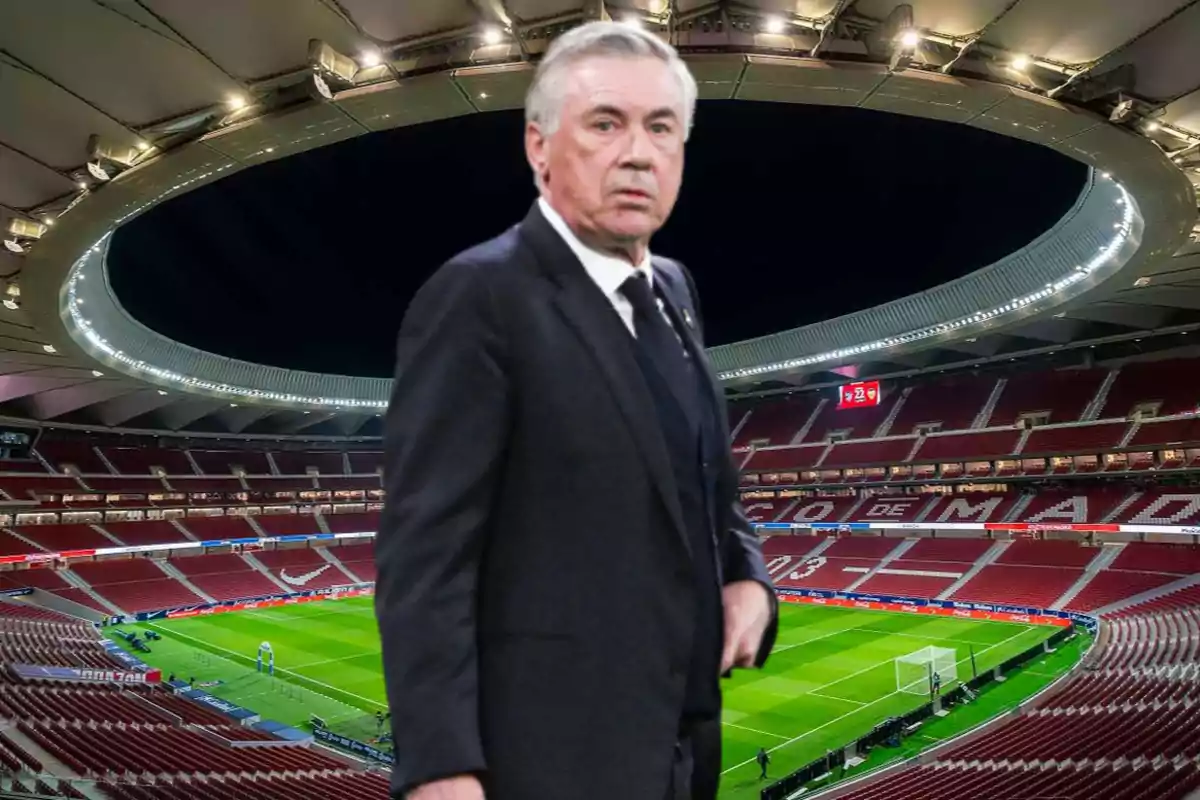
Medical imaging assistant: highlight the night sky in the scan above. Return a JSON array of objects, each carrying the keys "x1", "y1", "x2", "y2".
[{"x1": 108, "y1": 101, "x2": 1086, "y2": 379}]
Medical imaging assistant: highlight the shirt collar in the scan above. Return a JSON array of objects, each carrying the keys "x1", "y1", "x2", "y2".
[{"x1": 538, "y1": 197, "x2": 654, "y2": 299}]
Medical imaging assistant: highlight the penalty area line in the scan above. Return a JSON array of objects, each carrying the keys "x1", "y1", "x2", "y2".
[
  {"x1": 721, "y1": 721, "x2": 791, "y2": 740},
  {"x1": 721, "y1": 624, "x2": 1036, "y2": 776},
  {"x1": 147, "y1": 622, "x2": 388, "y2": 710}
]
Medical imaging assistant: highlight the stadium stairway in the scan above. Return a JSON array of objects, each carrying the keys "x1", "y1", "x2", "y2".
[
  {"x1": 845, "y1": 539, "x2": 919, "y2": 592},
  {"x1": 244, "y1": 516, "x2": 269, "y2": 538},
  {"x1": 91, "y1": 446, "x2": 118, "y2": 476},
  {"x1": 58, "y1": 571, "x2": 124, "y2": 617},
  {"x1": 240, "y1": 553, "x2": 293, "y2": 594},
  {"x1": 1001, "y1": 494, "x2": 1034, "y2": 522},
  {"x1": 313, "y1": 512, "x2": 333, "y2": 535},
  {"x1": 0, "y1": 720, "x2": 78, "y2": 782},
  {"x1": 1053, "y1": 544, "x2": 1126, "y2": 609},
  {"x1": 315, "y1": 546, "x2": 360, "y2": 582},
  {"x1": 936, "y1": 540, "x2": 1010, "y2": 600},
  {"x1": 182, "y1": 449, "x2": 204, "y2": 475},
  {"x1": 167, "y1": 518, "x2": 199, "y2": 542},
  {"x1": 1, "y1": 527, "x2": 44, "y2": 553},
  {"x1": 1103, "y1": 490, "x2": 1144, "y2": 523},
  {"x1": 154, "y1": 561, "x2": 217, "y2": 604},
  {"x1": 971, "y1": 377, "x2": 1006, "y2": 429},
  {"x1": 88, "y1": 525, "x2": 125, "y2": 548}
]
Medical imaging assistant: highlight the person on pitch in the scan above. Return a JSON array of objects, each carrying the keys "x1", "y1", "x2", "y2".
[{"x1": 375, "y1": 20, "x2": 777, "y2": 800}]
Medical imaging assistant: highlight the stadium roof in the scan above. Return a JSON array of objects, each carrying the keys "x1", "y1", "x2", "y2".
[{"x1": 2, "y1": 0, "x2": 1199, "y2": 435}]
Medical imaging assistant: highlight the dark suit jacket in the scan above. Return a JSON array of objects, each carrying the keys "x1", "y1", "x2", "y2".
[{"x1": 375, "y1": 204, "x2": 777, "y2": 800}]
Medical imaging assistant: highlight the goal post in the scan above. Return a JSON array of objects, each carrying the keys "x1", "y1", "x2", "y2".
[{"x1": 895, "y1": 646, "x2": 957, "y2": 696}]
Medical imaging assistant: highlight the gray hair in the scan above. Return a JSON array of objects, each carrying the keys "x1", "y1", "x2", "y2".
[{"x1": 525, "y1": 21, "x2": 698, "y2": 140}]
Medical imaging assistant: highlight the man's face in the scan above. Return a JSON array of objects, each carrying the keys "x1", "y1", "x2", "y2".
[{"x1": 526, "y1": 55, "x2": 687, "y2": 254}]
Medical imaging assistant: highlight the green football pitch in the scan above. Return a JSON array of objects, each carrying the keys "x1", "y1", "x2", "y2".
[{"x1": 111, "y1": 597, "x2": 1071, "y2": 799}]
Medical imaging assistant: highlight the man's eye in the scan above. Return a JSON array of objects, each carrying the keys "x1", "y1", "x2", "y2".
[
  {"x1": 594, "y1": 119, "x2": 615, "y2": 131},
  {"x1": 650, "y1": 123, "x2": 672, "y2": 134}
]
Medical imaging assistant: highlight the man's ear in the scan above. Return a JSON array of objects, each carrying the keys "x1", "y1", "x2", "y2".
[{"x1": 525, "y1": 121, "x2": 550, "y2": 188}]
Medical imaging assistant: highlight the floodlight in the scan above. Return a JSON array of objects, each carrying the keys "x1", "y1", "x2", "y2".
[
  {"x1": 482, "y1": 27, "x2": 504, "y2": 44},
  {"x1": 1011, "y1": 54, "x2": 1030, "y2": 71},
  {"x1": 899, "y1": 29, "x2": 920, "y2": 49},
  {"x1": 765, "y1": 17, "x2": 785, "y2": 34}
]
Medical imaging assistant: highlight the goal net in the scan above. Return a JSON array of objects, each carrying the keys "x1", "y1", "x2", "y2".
[{"x1": 895, "y1": 646, "x2": 957, "y2": 696}]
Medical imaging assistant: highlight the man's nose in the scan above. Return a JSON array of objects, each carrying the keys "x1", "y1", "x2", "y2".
[{"x1": 619, "y1": 127, "x2": 656, "y2": 169}]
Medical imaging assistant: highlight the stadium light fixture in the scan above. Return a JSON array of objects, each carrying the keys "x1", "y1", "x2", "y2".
[
  {"x1": 157, "y1": 390, "x2": 168, "y2": 396},
  {"x1": 765, "y1": 16, "x2": 786, "y2": 34},
  {"x1": 482, "y1": 27, "x2": 504, "y2": 45},
  {"x1": 91, "y1": 370, "x2": 104, "y2": 377},
  {"x1": 359, "y1": 49, "x2": 383, "y2": 68},
  {"x1": 1011, "y1": 54, "x2": 1030, "y2": 71},
  {"x1": 4, "y1": 218, "x2": 47, "y2": 254},
  {"x1": 42, "y1": 344, "x2": 57, "y2": 353},
  {"x1": 226, "y1": 94, "x2": 248, "y2": 111},
  {"x1": 1145, "y1": 121, "x2": 1161, "y2": 133},
  {"x1": 2, "y1": 299, "x2": 17, "y2": 311},
  {"x1": 899, "y1": 29, "x2": 921, "y2": 49}
]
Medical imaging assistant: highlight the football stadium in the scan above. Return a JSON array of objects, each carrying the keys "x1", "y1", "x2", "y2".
[{"x1": 2, "y1": 2, "x2": 1200, "y2": 800}]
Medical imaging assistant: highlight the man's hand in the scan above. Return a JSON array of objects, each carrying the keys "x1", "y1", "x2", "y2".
[
  {"x1": 720, "y1": 580, "x2": 773, "y2": 674},
  {"x1": 408, "y1": 775, "x2": 485, "y2": 800}
]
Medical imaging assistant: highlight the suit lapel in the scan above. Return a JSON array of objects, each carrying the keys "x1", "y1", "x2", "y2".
[{"x1": 519, "y1": 206, "x2": 691, "y2": 556}]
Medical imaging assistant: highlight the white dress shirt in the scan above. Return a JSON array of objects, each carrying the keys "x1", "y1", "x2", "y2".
[{"x1": 539, "y1": 197, "x2": 654, "y2": 338}]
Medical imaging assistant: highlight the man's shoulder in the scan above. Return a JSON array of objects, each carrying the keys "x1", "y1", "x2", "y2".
[{"x1": 445, "y1": 222, "x2": 530, "y2": 276}]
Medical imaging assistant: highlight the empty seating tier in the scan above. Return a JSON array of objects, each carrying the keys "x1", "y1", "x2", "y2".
[
  {"x1": 253, "y1": 514, "x2": 323, "y2": 537},
  {"x1": 1065, "y1": 570, "x2": 1182, "y2": 611},
  {"x1": 71, "y1": 559, "x2": 201, "y2": 614},
  {"x1": 888, "y1": 375, "x2": 995, "y2": 435},
  {"x1": 950, "y1": 564, "x2": 1081, "y2": 608},
  {"x1": 1022, "y1": 421, "x2": 1129, "y2": 456},
  {"x1": 170, "y1": 554, "x2": 280, "y2": 601},
  {"x1": 823, "y1": 438, "x2": 917, "y2": 468},
  {"x1": 901, "y1": 537, "x2": 992, "y2": 563},
  {"x1": 328, "y1": 544, "x2": 375, "y2": 582},
  {"x1": 320, "y1": 511, "x2": 380, "y2": 534},
  {"x1": 1109, "y1": 542, "x2": 1200, "y2": 574},
  {"x1": 911, "y1": 429, "x2": 1020, "y2": 462},
  {"x1": 997, "y1": 538, "x2": 1100, "y2": 568},
  {"x1": 733, "y1": 396, "x2": 820, "y2": 448},
  {"x1": 988, "y1": 368, "x2": 1105, "y2": 426}
]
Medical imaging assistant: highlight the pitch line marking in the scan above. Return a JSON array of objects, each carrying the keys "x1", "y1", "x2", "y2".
[
  {"x1": 291, "y1": 651, "x2": 380, "y2": 670},
  {"x1": 721, "y1": 625, "x2": 1036, "y2": 776},
  {"x1": 147, "y1": 622, "x2": 388, "y2": 710},
  {"x1": 806, "y1": 691, "x2": 867, "y2": 706},
  {"x1": 773, "y1": 622, "x2": 1001, "y2": 655},
  {"x1": 721, "y1": 721, "x2": 791, "y2": 740}
]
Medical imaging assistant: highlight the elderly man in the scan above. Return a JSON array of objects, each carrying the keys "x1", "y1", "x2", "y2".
[{"x1": 375, "y1": 20, "x2": 777, "y2": 800}]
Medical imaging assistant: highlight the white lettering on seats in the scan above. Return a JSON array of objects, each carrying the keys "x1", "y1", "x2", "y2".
[
  {"x1": 936, "y1": 496, "x2": 1004, "y2": 522},
  {"x1": 788, "y1": 556, "x2": 826, "y2": 580},
  {"x1": 863, "y1": 499, "x2": 921, "y2": 518},
  {"x1": 1127, "y1": 494, "x2": 1200, "y2": 525},
  {"x1": 792, "y1": 501, "x2": 835, "y2": 522},
  {"x1": 743, "y1": 502, "x2": 776, "y2": 522},
  {"x1": 1026, "y1": 496, "x2": 1087, "y2": 523}
]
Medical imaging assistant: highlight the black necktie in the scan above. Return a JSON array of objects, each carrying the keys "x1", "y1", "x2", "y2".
[{"x1": 620, "y1": 274, "x2": 696, "y2": 416}]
